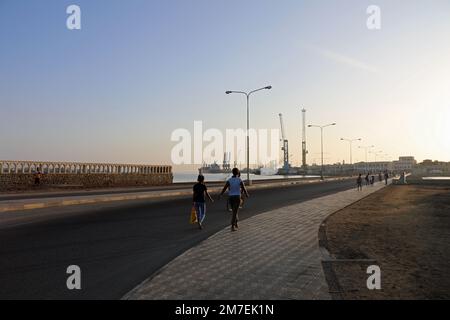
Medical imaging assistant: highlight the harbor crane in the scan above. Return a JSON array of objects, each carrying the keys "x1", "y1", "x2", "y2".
[{"x1": 278, "y1": 113, "x2": 290, "y2": 172}]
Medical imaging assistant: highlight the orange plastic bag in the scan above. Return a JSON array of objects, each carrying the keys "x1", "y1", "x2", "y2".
[{"x1": 190, "y1": 206, "x2": 197, "y2": 224}]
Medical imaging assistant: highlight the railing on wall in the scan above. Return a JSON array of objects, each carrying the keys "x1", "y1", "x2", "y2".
[{"x1": 0, "y1": 160, "x2": 172, "y2": 175}]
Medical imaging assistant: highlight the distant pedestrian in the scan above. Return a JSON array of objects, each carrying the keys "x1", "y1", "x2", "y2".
[
  {"x1": 219, "y1": 168, "x2": 249, "y2": 232},
  {"x1": 370, "y1": 175, "x2": 375, "y2": 185},
  {"x1": 378, "y1": 172, "x2": 382, "y2": 182},
  {"x1": 192, "y1": 175, "x2": 214, "y2": 230},
  {"x1": 384, "y1": 171, "x2": 389, "y2": 185},
  {"x1": 365, "y1": 173, "x2": 370, "y2": 186},
  {"x1": 356, "y1": 174, "x2": 363, "y2": 191},
  {"x1": 34, "y1": 168, "x2": 42, "y2": 186}
]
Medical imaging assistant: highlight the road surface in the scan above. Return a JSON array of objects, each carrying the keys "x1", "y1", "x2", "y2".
[{"x1": 0, "y1": 179, "x2": 356, "y2": 299}]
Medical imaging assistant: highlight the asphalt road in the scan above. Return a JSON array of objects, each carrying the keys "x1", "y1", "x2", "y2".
[
  {"x1": 0, "y1": 177, "x2": 319, "y2": 201},
  {"x1": 0, "y1": 179, "x2": 356, "y2": 299}
]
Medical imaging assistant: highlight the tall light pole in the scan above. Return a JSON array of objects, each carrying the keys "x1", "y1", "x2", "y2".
[
  {"x1": 358, "y1": 145, "x2": 375, "y2": 173},
  {"x1": 340, "y1": 138, "x2": 362, "y2": 165},
  {"x1": 308, "y1": 123, "x2": 336, "y2": 180},
  {"x1": 301, "y1": 108, "x2": 307, "y2": 169},
  {"x1": 226, "y1": 86, "x2": 272, "y2": 184},
  {"x1": 358, "y1": 145, "x2": 375, "y2": 163},
  {"x1": 369, "y1": 150, "x2": 383, "y2": 162}
]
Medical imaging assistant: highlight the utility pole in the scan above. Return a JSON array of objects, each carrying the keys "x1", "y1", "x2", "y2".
[
  {"x1": 308, "y1": 123, "x2": 336, "y2": 180},
  {"x1": 226, "y1": 86, "x2": 272, "y2": 184},
  {"x1": 301, "y1": 108, "x2": 307, "y2": 169}
]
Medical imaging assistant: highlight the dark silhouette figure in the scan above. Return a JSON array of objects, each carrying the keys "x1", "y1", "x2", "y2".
[
  {"x1": 192, "y1": 175, "x2": 214, "y2": 230},
  {"x1": 34, "y1": 168, "x2": 42, "y2": 186},
  {"x1": 356, "y1": 174, "x2": 363, "y2": 191}
]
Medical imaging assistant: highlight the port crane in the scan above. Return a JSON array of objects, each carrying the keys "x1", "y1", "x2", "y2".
[{"x1": 278, "y1": 113, "x2": 290, "y2": 172}]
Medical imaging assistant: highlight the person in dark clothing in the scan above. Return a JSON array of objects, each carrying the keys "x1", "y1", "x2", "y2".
[
  {"x1": 192, "y1": 175, "x2": 213, "y2": 229},
  {"x1": 34, "y1": 168, "x2": 42, "y2": 186},
  {"x1": 370, "y1": 175, "x2": 375, "y2": 185},
  {"x1": 378, "y1": 172, "x2": 382, "y2": 182},
  {"x1": 384, "y1": 171, "x2": 389, "y2": 185},
  {"x1": 356, "y1": 174, "x2": 363, "y2": 191},
  {"x1": 365, "y1": 173, "x2": 370, "y2": 186}
]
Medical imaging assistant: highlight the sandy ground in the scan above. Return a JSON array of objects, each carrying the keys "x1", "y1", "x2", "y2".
[{"x1": 322, "y1": 184, "x2": 450, "y2": 299}]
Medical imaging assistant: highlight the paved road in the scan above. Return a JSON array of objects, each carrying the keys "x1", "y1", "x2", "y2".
[
  {"x1": 0, "y1": 177, "x2": 320, "y2": 201},
  {"x1": 0, "y1": 179, "x2": 356, "y2": 299}
]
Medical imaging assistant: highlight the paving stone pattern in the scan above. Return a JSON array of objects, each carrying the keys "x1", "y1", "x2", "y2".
[{"x1": 125, "y1": 182, "x2": 388, "y2": 300}]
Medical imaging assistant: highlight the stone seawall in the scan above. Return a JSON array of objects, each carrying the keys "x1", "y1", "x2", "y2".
[
  {"x1": 0, "y1": 173, "x2": 173, "y2": 191},
  {"x1": 0, "y1": 160, "x2": 173, "y2": 191}
]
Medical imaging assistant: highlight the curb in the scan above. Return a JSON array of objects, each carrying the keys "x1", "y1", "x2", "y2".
[{"x1": 0, "y1": 177, "x2": 353, "y2": 213}]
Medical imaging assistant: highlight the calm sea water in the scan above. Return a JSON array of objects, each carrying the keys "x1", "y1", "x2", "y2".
[{"x1": 173, "y1": 172, "x2": 319, "y2": 183}]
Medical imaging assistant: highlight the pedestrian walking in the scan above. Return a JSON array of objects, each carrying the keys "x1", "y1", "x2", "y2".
[
  {"x1": 356, "y1": 174, "x2": 363, "y2": 191},
  {"x1": 370, "y1": 175, "x2": 375, "y2": 185},
  {"x1": 365, "y1": 173, "x2": 370, "y2": 186},
  {"x1": 34, "y1": 168, "x2": 42, "y2": 186},
  {"x1": 192, "y1": 175, "x2": 214, "y2": 230},
  {"x1": 384, "y1": 171, "x2": 389, "y2": 185},
  {"x1": 219, "y1": 168, "x2": 249, "y2": 232}
]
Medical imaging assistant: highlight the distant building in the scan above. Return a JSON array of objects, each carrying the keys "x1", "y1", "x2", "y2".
[
  {"x1": 353, "y1": 161, "x2": 392, "y2": 173},
  {"x1": 305, "y1": 156, "x2": 426, "y2": 176},
  {"x1": 393, "y1": 156, "x2": 416, "y2": 172},
  {"x1": 413, "y1": 159, "x2": 450, "y2": 175}
]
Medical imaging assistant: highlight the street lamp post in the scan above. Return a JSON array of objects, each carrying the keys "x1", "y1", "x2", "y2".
[
  {"x1": 369, "y1": 150, "x2": 383, "y2": 162},
  {"x1": 226, "y1": 86, "x2": 272, "y2": 184},
  {"x1": 308, "y1": 123, "x2": 336, "y2": 180},
  {"x1": 340, "y1": 138, "x2": 362, "y2": 165},
  {"x1": 358, "y1": 145, "x2": 375, "y2": 163},
  {"x1": 358, "y1": 145, "x2": 375, "y2": 173}
]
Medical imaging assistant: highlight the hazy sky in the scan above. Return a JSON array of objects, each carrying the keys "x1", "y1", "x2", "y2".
[{"x1": 1, "y1": 0, "x2": 449, "y2": 170}]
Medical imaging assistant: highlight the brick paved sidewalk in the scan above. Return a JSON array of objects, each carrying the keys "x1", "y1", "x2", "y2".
[{"x1": 124, "y1": 181, "x2": 389, "y2": 300}]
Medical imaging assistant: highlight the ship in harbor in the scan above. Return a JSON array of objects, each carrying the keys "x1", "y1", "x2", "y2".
[
  {"x1": 199, "y1": 152, "x2": 232, "y2": 174},
  {"x1": 257, "y1": 160, "x2": 278, "y2": 176},
  {"x1": 199, "y1": 153, "x2": 285, "y2": 176}
]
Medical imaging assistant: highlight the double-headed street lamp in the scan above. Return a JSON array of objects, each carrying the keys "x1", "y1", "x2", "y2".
[
  {"x1": 358, "y1": 145, "x2": 375, "y2": 172},
  {"x1": 226, "y1": 86, "x2": 272, "y2": 184},
  {"x1": 308, "y1": 123, "x2": 336, "y2": 180},
  {"x1": 358, "y1": 145, "x2": 375, "y2": 163},
  {"x1": 340, "y1": 138, "x2": 362, "y2": 165},
  {"x1": 369, "y1": 150, "x2": 384, "y2": 162}
]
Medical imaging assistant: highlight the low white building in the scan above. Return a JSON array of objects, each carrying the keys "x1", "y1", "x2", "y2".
[
  {"x1": 393, "y1": 156, "x2": 416, "y2": 172},
  {"x1": 353, "y1": 161, "x2": 392, "y2": 173}
]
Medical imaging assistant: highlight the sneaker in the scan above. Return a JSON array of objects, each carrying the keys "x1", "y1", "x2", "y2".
[{"x1": 231, "y1": 226, "x2": 237, "y2": 232}]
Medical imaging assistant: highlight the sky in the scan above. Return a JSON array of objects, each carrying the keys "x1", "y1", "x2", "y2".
[{"x1": 1, "y1": 0, "x2": 449, "y2": 171}]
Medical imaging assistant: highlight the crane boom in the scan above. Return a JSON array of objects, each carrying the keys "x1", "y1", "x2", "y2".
[
  {"x1": 279, "y1": 113, "x2": 286, "y2": 140},
  {"x1": 278, "y1": 113, "x2": 290, "y2": 172}
]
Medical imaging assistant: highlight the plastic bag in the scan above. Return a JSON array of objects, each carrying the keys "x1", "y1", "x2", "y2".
[{"x1": 190, "y1": 206, "x2": 197, "y2": 224}]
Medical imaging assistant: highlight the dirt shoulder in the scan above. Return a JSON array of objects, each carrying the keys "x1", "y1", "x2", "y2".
[{"x1": 322, "y1": 184, "x2": 450, "y2": 299}]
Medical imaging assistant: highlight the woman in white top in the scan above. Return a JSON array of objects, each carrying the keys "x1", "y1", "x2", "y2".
[{"x1": 219, "y1": 168, "x2": 249, "y2": 231}]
